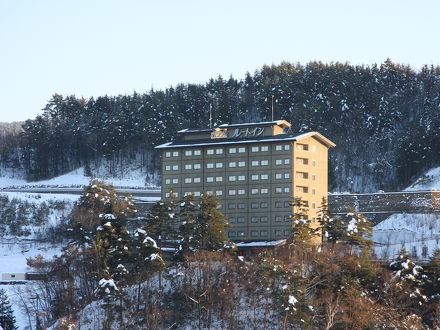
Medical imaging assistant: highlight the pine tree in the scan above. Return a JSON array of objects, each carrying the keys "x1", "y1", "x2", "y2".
[
  {"x1": 424, "y1": 249, "x2": 440, "y2": 296},
  {"x1": 194, "y1": 194, "x2": 229, "y2": 251},
  {"x1": 0, "y1": 289, "x2": 17, "y2": 330},
  {"x1": 290, "y1": 197, "x2": 316, "y2": 248},
  {"x1": 177, "y1": 194, "x2": 198, "y2": 256},
  {"x1": 144, "y1": 196, "x2": 177, "y2": 247}
]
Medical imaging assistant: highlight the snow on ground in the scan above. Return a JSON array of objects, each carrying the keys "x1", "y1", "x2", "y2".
[
  {"x1": 0, "y1": 166, "x2": 159, "y2": 189},
  {"x1": 373, "y1": 213, "x2": 440, "y2": 260},
  {"x1": 405, "y1": 166, "x2": 440, "y2": 191}
]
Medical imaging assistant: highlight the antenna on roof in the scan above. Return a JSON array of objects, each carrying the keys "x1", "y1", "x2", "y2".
[
  {"x1": 209, "y1": 104, "x2": 212, "y2": 128},
  {"x1": 271, "y1": 95, "x2": 274, "y2": 121}
]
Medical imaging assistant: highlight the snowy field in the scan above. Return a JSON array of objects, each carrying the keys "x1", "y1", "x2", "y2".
[
  {"x1": 0, "y1": 166, "x2": 159, "y2": 189},
  {"x1": 405, "y1": 166, "x2": 440, "y2": 191}
]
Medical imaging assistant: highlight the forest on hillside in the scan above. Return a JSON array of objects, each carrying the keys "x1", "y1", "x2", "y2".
[{"x1": 2, "y1": 59, "x2": 440, "y2": 192}]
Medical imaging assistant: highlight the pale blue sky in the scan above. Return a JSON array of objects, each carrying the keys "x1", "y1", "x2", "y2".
[{"x1": 1, "y1": 0, "x2": 440, "y2": 122}]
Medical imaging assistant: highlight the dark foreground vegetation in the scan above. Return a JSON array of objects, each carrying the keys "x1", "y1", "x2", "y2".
[{"x1": 9, "y1": 181, "x2": 440, "y2": 329}]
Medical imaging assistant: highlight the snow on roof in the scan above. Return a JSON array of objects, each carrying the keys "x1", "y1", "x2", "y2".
[
  {"x1": 176, "y1": 120, "x2": 291, "y2": 134},
  {"x1": 235, "y1": 239, "x2": 287, "y2": 247}
]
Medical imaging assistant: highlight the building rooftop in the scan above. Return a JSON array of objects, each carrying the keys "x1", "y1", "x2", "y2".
[
  {"x1": 155, "y1": 131, "x2": 336, "y2": 149},
  {"x1": 177, "y1": 120, "x2": 291, "y2": 134}
]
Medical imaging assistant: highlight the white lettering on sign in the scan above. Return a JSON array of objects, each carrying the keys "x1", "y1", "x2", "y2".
[
  {"x1": 231, "y1": 127, "x2": 265, "y2": 138},
  {"x1": 211, "y1": 129, "x2": 228, "y2": 139}
]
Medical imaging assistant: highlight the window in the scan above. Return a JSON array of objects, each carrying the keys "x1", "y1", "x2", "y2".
[
  {"x1": 296, "y1": 186, "x2": 308, "y2": 193},
  {"x1": 172, "y1": 165, "x2": 179, "y2": 170},
  {"x1": 251, "y1": 188, "x2": 259, "y2": 195},
  {"x1": 284, "y1": 173, "x2": 290, "y2": 179},
  {"x1": 251, "y1": 160, "x2": 259, "y2": 167},
  {"x1": 215, "y1": 190, "x2": 223, "y2": 196},
  {"x1": 284, "y1": 159, "x2": 290, "y2": 165},
  {"x1": 229, "y1": 162, "x2": 237, "y2": 168},
  {"x1": 251, "y1": 146, "x2": 259, "y2": 152},
  {"x1": 303, "y1": 200, "x2": 309, "y2": 207},
  {"x1": 284, "y1": 230, "x2": 291, "y2": 236},
  {"x1": 312, "y1": 174, "x2": 316, "y2": 181},
  {"x1": 185, "y1": 150, "x2": 192, "y2": 156},
  {"x1": 207, "y1": 163, "x2": 214, "y2": 168},
  {"x1": 296, "y1": 158, "x2": 308, "y2": 165},
  {"x1": 275, "y1": 159, "x2": 282, "y2": 165},
  {"x1": 166, "y1": 192, "x2": 178, "y2": 198},
  {"x1": 165, "y1": 165, "x2": 171, "y2": 171},
  {"x1": 275, "y1": 216, "x2": 282, "y2": 222},
  {"x1": 228, "y1": 203, "x2": 236, "y2": 209},
  {"x1": 165, "y1": 179, "x2": 171, "y2": 184},
  {"x1": 261, "y1": 160, "x2": 269, "y2": 166},
  {"x1": 194, "y1": 163, "x2": 201, "y2": 169},
  {"x1": 275, "y1": 145, "x2": 282, "y2": 151},
  {"x1": 296, "y1": 143, "x2": 308, "y2": 151},
  {"x1": 185, "y1": 164, "x2": 192, "y2": 170},
  {"x1": 184, "y1": 178, "x2": 192, "y2": 183},
  {"x1": 215, "y1": 148, "x2": 223, "y2": 154},
  {"x1": 238, "y1": 189, "x2": 245, "y2": 195},
  {"x1": 275, "y1": 173, "x2": 282, "y2": 179},
  {"x1": 172, "y1": 178, "x2": 178, "y2": 184},
  {"x1": 251, "y1": 174, "x2": 259, "y2": 181},
  {"x1": 206, "y1": 191, "x2": 214, "y2": 195},
  {"x1": 215, "y1": 162, "x2": 223, "y2": 168},
  {"x1": 251, "y1": 230, "x2": 259, "y2": 237},
  {"x1": 207, "y1": 177, "x2": 214, "y2": 182},
  {"x1": 275, "y1": 230, "x2": 282, "y2": 236},
  {"x1": 194, "y1": 192, "x2": 201, "y2": 197},
  {"x1": 275, "y1": 187, "x2": 282, "y2": 194},
  {"x1": 297, "y1": 172, "x2": 308, "y2": 179},
  {"x1": 261, "y1": 145, "x2": 269, "y2": 152},
  {"x1": 228, "y1": 217, "x2": 236, "y2": 223},
  {"x1": 229, "y1": 176, "x2": 236, "y2": 182},
  {"x1": 284, "y1": 215, "x2": 291, "y2": 222},
  {"x1": 238, "y1": 161, "x2": 246, "y2": 167},
  {"x1": 284, "y1": 187, "x2": 290, "y2": 193},
  {"x1": 165, "y1": 151, "x2": 171, "y2": 157},
  {"x1": 284, "y1": 201, "x2": 290, "y2": 208},
  {"x1": 238, "y1": 147, "x2": 246, "y2": 153},
  {"x1": 312, "y1": 217, "x2": 317, "y2": 223},
  {"x1": 275, "y1": 201, "x2": 282, "y2": 208},
  {"x1": 194, "y1": 177, "x2": 201, "y2": 183},
  {"x1": 260, "y1": 202, "x2": 268, "y2": 208},
  {"x1": 261, "y1": 188, "x2": 269, "y2": 194},
  {"x1": 215, "y1": 176, "x2": 223, "y2": 182},
  {"x1": 229, "y1": 147, "x2": 237, "y2": 154},
  {"x1": 172, "y1": 151, "x2": 179, "y2": 157},
  {"x1": 237, "y1": 203, "x2": 245, "y2": 209},
  {"x1": 312, "y1": 188, "x2": 316, "y2": 195},
  {"x1": 238, "y1": 175, "x2": 245, "y2": 181},
  {"x1": 237, "y1": 217, "x2": 245, "y2": 223},
  {"x1": 260, "y1": 216, "x2": 268, "y2": 223},
  {"x1": 238, "y1": 231, "x2": 245, "y2": 237},
  {"x1": 284, "y1": 145, "x2": 290, "y2": 151},
  {"x1": 261, "y1": 174, "x2": 269, "y2": 180},
  {"x1": 312, "y1": 160, "x2": 317, "y2": 167},
  {"x1": 251, "y1": 216, "x2": 259, "y2": 223},
  {"x1": 207, "y1": 149, "x2": 214, "y2": 155},
  {"x1": 260, "y1": 230, "x2": 268, "y2": 236},
  {"x1": 194, "y1": 150, "x2": 201, "y2": 156},
  {"x1": 228, "y1": 231, "x2": 237, "y2": 238},
  {"x1": 312, "y1": 202, "x2": 316, "y2": 209},
  {"x1": 217, "y1": 204, "x2": 223, "y2": 210},
  {"x1": 228, "y1": 189, "x2": 236, "y2": 196},
  {"x1": 251, "y1": 202, "x2": 259, "y2": 209}
]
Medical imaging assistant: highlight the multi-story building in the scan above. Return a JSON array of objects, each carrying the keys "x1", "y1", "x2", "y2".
[{"x1": 155, "y1": 120, "x2": 335, "y2": 242}]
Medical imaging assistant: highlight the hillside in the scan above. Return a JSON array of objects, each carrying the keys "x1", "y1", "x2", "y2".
[{"x1": 2, "y1": 60, "x2": 440, "y2": 192}]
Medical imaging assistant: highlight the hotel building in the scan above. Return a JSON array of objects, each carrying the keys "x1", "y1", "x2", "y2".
[{"x1": 155, "y1": 120, "x2": 335, "y2": 241}]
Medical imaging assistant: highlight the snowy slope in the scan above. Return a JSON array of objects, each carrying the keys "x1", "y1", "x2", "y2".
[
  {"x1": 405, "y1": 167, "x2": 440, "y2": 191},
  {"x1": 0, "y1": 166, "x2": 159, "y2": 189}
]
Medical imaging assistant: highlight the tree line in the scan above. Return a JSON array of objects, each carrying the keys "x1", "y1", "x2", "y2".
[{"x1": 3, "y1": 60, "x2": 440, "y2": 191}]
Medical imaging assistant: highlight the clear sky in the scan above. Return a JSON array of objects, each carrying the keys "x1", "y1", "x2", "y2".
[{"x1": 1, "y1": 0, "x2": 440, "y2": 122}]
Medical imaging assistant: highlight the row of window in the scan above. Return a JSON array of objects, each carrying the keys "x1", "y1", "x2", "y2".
[
  {"x1": 165, "y1": 144, "x2": 293, "y2": 158},
  {"x1": 227, "y1": 229, "x2": 292, "y2": 238},
  {"x1": 164, "y1": 159, "x2": 294, "y2": 171},
  {"x1": 179, "y1": 187, "x2": 290, "y2": 197},
  {"x1": 165, "y1": 173, "x2": 290, "y2": 184}
]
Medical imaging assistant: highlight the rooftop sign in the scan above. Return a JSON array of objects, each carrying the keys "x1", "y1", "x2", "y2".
[{"x1": 210, "y1": 127, "x2": 266, "y2": 139}]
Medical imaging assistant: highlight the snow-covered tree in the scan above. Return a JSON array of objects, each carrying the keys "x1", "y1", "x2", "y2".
[
  {"x1": 177, "y1": 194, "x2": 198, "y2": 256},
  {"x1": 290, "y1": 197, "x2": 316, "y2": 248},
  {"x1": 0, "y1": 289, "x2": 17, "y2": 330}
]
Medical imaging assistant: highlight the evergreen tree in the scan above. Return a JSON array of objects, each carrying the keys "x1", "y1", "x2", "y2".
[
  {"x1": 424, "y1": 249, "x2": 440, "y2": 296},
  {"x1": 144, "y1": 196, "x2": 177, "y2": 247},
  {"x1": 290, "y1": 197, "x2": 316, "y2": 248},
  {"x1": 177, "y1": 194, "x2": 198, "y2": 256},
  {"x1": 0, "y1": 289, "x2": 17, "y2": 330},
  {"x1": 193, "y1": 194, "x2": 229, "y2": 251}
]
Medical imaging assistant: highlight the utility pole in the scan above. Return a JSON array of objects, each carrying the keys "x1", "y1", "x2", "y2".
[{"x1": 271, "y1": 95, "x2": 274, "y2": 121}]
